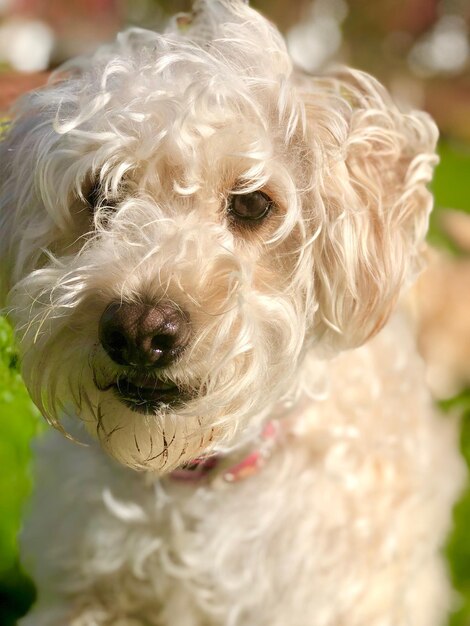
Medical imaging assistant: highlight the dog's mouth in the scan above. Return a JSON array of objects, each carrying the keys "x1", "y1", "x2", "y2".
[{"x1": 111, "y1": 374, "x2": 190, "y2": 413}]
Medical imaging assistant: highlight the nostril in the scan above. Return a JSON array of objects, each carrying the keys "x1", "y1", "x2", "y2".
[
  {"x1": 107, "y1": 330, "x2": 128, "y2": 352},
  {"x1": 151, "y1": 334, "x2": 174, "y2": 352}
]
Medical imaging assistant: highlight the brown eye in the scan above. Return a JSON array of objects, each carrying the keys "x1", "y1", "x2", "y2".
[
  {"x1": 227, "y1": 191, "x2": 273, "y2": 223},
  {"x1": 85, "y1": 180, "x2": 102, "y2": 211},
  {"x1": 84, "y1": 179, "x2": 117, "y2": 214}
]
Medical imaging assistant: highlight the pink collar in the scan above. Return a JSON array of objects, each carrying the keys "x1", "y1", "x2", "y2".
[{"x1": 169, "y1": 420, "x2": 283, "y2": 485}]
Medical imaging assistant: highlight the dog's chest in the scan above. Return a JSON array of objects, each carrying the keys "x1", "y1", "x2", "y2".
[{"x1": 40, "y1": 414, "x2": 454, "y2": 625}]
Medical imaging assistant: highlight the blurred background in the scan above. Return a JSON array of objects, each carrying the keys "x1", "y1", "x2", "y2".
[{"x1": 0, "y1": 1, "x2": 469, "y2": 624}]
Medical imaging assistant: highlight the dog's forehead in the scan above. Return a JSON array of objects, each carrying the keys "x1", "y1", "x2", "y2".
[
  {"x1": 70, "y1": 1, "x2": 293, "y2": 132},
  {"x1": 62, "y1": 27, "x2": 300, "y2": 187},
  {"x1": 24, "y1": 9, "x2": 304, "y2": 206},
  {"x1": 86, "y1": 33, "x2": 289, "y2": 119}
]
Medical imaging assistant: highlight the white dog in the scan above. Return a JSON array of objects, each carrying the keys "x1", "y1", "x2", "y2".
[{"x1": 0, "y1": 1, "x2": 464, "y2": 624}]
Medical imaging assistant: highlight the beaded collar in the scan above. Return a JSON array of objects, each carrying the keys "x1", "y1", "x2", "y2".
[{"x1": 169, "y1": 420, "x2": 283, "y2": 484}]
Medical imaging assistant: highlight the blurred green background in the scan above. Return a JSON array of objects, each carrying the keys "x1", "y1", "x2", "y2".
[{"x1": 0, "y1": 0, "x2": 469, "y2": 624}]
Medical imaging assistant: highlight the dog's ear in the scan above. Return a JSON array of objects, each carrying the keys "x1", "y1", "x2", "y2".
[
  {"x1": 0, "y1": 96, "x2": 58, "y2": 308},
  {"x1": 300, "y1": 69, "x2": 438, "y2": 352}
]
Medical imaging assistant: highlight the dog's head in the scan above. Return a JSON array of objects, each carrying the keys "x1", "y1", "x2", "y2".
[{"x1": 0, "y1": 0, "x2": 438, "y2": 471}]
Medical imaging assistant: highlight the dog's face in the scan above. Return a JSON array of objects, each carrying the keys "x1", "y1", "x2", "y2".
[{"x1": 0, "y1": 1, "x2": 437, "y2": 472}]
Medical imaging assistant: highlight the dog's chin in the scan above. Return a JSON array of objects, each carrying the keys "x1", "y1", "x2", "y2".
[{"x1": 84, "y1": 376, "x2": 215, "y2": 472}]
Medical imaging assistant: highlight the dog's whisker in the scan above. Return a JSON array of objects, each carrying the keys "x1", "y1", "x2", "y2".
[{"x1": 104, "y1": 423, "x2": 125, "y2": 443}]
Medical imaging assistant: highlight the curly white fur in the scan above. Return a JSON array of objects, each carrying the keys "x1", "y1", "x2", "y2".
[{"x1": 0, "y1": 1, "x2": 464, "y2": 624}]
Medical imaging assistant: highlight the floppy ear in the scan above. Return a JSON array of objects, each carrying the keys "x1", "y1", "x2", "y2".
[
  {"x1": 0, "y1": 106, "x2": 49, "y2": 307},
  {"x1": 301, "y1": 69, "x2": 438, "y2": 352},
  {"x1": 0, "y1": 81, "x2": 71, "y2": 310}
]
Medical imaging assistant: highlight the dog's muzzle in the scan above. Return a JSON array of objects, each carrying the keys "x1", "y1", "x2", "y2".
[{"x1": 98, "y1": 301, "x2": 192, "y2": 412}]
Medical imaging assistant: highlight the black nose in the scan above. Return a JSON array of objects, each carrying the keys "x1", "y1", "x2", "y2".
[{"x1": 99, "y1": 301, "x2": 190, "y2": 368}]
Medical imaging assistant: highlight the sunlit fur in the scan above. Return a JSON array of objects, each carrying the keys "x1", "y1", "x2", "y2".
[{"x1": 0, "y1": 2, "x2": 464, "y2": 625}]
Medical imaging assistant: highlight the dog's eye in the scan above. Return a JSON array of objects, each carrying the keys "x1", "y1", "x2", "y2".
[
  {"x1": 85, "y1": 180, "x2": 117, "y2": 214},
  {"x1": 85, "y1": 180, "x2": 103, "y2": 211},
  {"x1": 227, "y1": 191, "x2": 273, "y2": 223}
]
